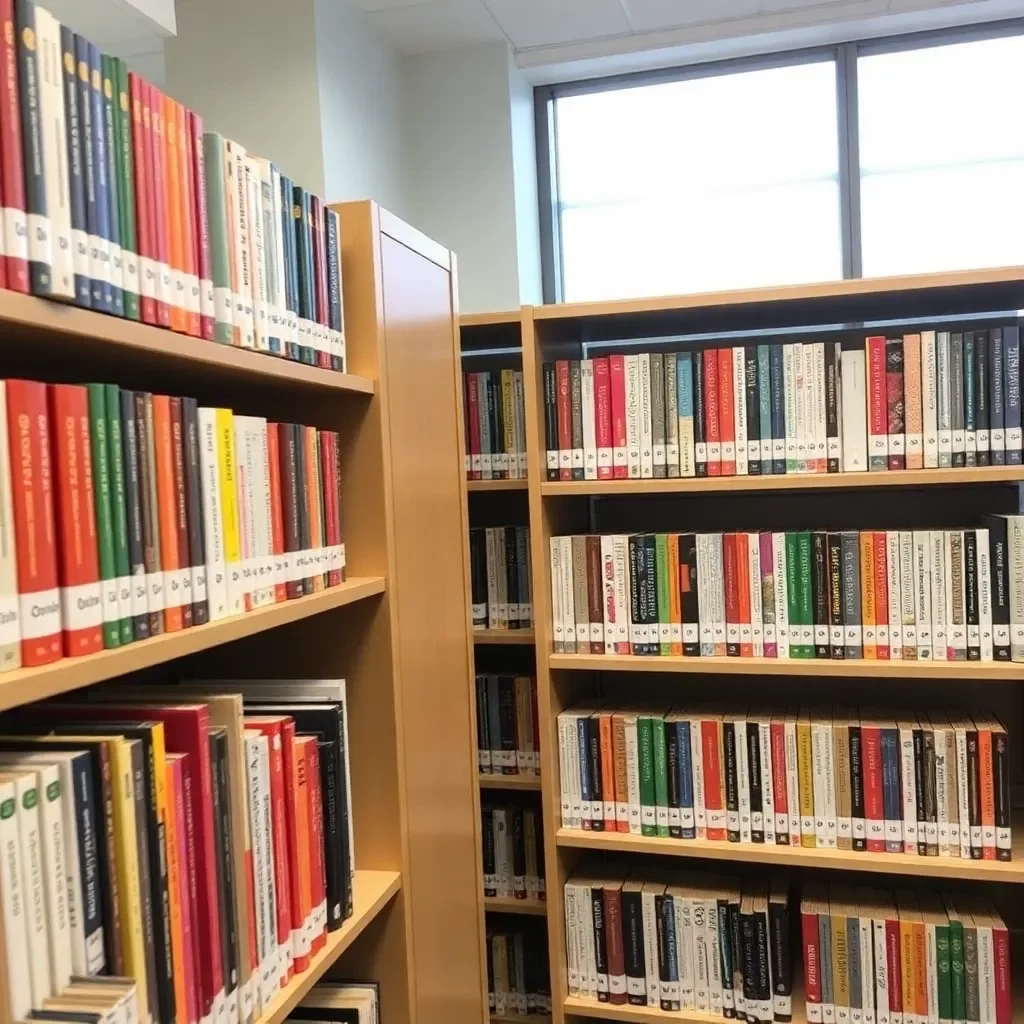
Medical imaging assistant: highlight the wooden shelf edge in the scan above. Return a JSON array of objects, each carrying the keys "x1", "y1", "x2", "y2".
[
  {"x1": 484, "y1": 896, "x2": 548, "y2": 916},
  {"x1": 541, "y1": 465, "x2": 1024, "y2": 497},
  {"x1": 491, "y1": 1015, "x2": 552, "y2": 1024},
  {"x1": 460, "y1": 310, "x2": 521, "y2": 328},
  {"x1": 257, "y1": 869, "x2": 401, "y2": 1024},
  {"x1": 548, "y1": 652, "x2": 1024, "y2": 680},
  {"x1": 467, "y1": 479, "x2": 529, "y2": 492},
  {"x1": 0, "y1": 289, "x2": 375, "y2": 394},
  {"x1": 555, "y1": 828, "x2": 1024, "y2": 883},
  {"x1": 474, "y1": 629, "x2": 536, "y2": 645},
  {"x1": 479, "y1": 774, "x2": 542, "y2": 791},
  {"x1": 0, "y1": 576, "x2": 386, "y2": 712},
  {"x1": 564, "y1": 993, "x2": 799, "y2": 1023}
]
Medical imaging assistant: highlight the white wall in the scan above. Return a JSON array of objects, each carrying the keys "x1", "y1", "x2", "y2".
[{"x1": 508, "y1": 62, "x2": 542, "y2": 306}]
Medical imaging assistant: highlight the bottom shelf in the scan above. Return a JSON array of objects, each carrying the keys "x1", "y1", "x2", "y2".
[{"x1": 256, "y1": 868, "x2": 402, "y2": 1024}]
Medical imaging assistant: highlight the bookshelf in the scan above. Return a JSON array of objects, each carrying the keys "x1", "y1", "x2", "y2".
[
  {"x1": 519, "y1": 267, "x2": 1024, "y2": 1024},
  {"x1": 0, "y1": 200, "x2": 482, "y2": 1024}
]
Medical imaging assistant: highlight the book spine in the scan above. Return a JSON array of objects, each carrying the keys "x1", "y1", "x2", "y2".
[
  {"x1": 921, "y1": 330, "x2": 938, "y2": 467},
  {"x1": 113, "y1": 58, "x2": 139, "y2": 319},
  {"x1": 128, "y1": 72, "x2": 155, "y2": 323},
  {"x1": 990, "y1": 329, "x2": 1005, "y2": 464},
  {"x1": 60, "y1": 25, "x2": 88, "y2": 305},
  {"x1": 770, "y1": 344, "x2": 786, "y2": 474},
  {"x1": 88, "y1": 43, "x2": 115, "y2": 312},
  {"x1": 119, "y1": 390, "x2": 147, "y2": 637},
  {"x1": 867, "y1": 336, "x2": 888, "y2": 470},
  {"x1": 719, "y1": 348, "x2": 735, "y2": 475},
  {"x1": 153, "y1": 395, "x2": 183, "y2": 630},
  {"x1": 87, "y1": 383, "x2": 120, "y2": 648},
  {"x1": 147, "y1": 83, "x2": 172, "y2": 325},
  {"x1": 1004, "y1": 327, "x2": 1021, "y2": 462},
  {"x1": 182, "y1": 398, "x2": 209, "y2": 624},
  {"x1": 100, "y1": 54, "x2": 123, "y2": 315},
  {"x1": 178, "y1": 103, "x2": 201, "y2": 337},
  {"x1": 0, "y1": 0, "x2": 27, "y2": 292},
  {"x1": 0, "y1": 383, "x2": 19, "y2": 670},
  {"x1": 139, "y1": 392, "x2": 165, "y2": 634},
  {"x1": 170, "y1": 398, "x2": 194, "y2": 625}
]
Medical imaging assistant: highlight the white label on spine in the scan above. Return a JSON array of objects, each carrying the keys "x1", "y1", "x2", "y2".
[
  {"x1": 21, "y1": 588, "x2": 59, "y2": 638},
  {"x1": 102, "y1": 578, "x2": 120, "y2": 625},
  {"x1": 5, "y1": 208, "x2": 27, "y2": 261},
  {"x1": 180, "y1": 568, "x2": 194, "y2": 607},
  {"x1": 111, "y1": 243, "x2": 124, "y2": 288},
  {"x1": 71, "y1": 228, "x2": 89, "y2": 276},
  {"x1": 27, "y1": 212, "x2": 50, "y2": 264},
  {"x1": 140, "y1": 256, "x2": 157, "y2": 299},
  {"x1": 61, "y1": 581, "x2": 102, "y2": 630},
  {"x1": 132, "y1": 569, "x2": 148, "y2": 617},
  {"x1": 97, "y1": 238, "x2": 112, "y2": 284},
  {"x1": 187, "y1": 273, "x2": 201, "y2": 314},
  {"x1": 117, "y1": 575, "x2": 132, "y2": 612},
  {"x1": 192, "y1": 566, "x2": 207, "y2": 605},
  {"x1": 214, "y1": 286, "x2": 232, "y2": 325},
  {"x1": 148, "y1": 572, "x2": 166, "y2": 612},
  {"x1": 0, "y1": 595, "x2": 18, "y2": 645},
  {"x1": 124, "y1": 250, "x2": 140, "y2": 297}
]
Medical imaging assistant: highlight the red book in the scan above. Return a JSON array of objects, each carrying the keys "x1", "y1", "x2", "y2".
[
  {"x1": 701, "y1": 719, "x2": 726, "y2": 841},
  {"x1": 717, "y1": 347, "x2": 736, "y2": 476},
  {"x1": 305, "y1": 738, "x2": 327, "y2": 955},
  {"x1": 885, "y1": 918, "x2": 903, "y2": 1016},
  {"x1": 872, "y1": 531, "x2": 889, "y2": 660},
  {"x1": 266, "y1": 425, "x2": 288, "y2": 603},
  {"x1": 277, "y1": 425, "x2": 302, "y2": 601},
  {"x1": 152, "y1": 395, "x2": 184, "y2": 632},
  {"x1": 7, "y1": 380, "x2": 61, "y2": 665},
  {"x1": 886, "y1": 337, "x2": 905, "y2": 470},
  {"x1": 993, "y1": 919, "x2": 1012, "y2": 1024},
  {"x1": 167, "y1": 753, "x2": 199, "y2": 1024},
  {"x1": 244, "y1": 716, "x2": 294, "y2": 985},
  {"x1": 703, "y1": 350, "x2": 721, "y2": 475},
  {"x1": 593, "y1": 357, "x2": 613, "y2": 480},
  {"x1": 866, "y1": 335, "x2": 888, "y2": 471},
  {"x1": 556, "y1": 360, "x2": 571, "y2": 481},
  {"x1": 148, "y1": 84, "x2": 171, "y2": 328},
  {"x1": 603, "y1": 884, "x2": 626, "y2": 1004},
  {"x1": 722, "y1": 533, "x2": 740, "y2": 657},
  {"x1": 465, "y1": 374, "x2": 481, "y2": 480},
  {"x1": 736, "y1": 533, "x2": 752, "y2": 658},
  {"x1": 283, "y1": 722, "x2": 312, "y2": 972},
  {"x1": 801, "y1": 904, "x2": 820, "y2": 1018},
  {"x1": 0, "y1": 0, "x2": 25, "y2": 292},
  {"x1": 129, "y1": 73, "x2": 157, "y2": 325},
  {"x1": 770, "y1": 720, "x2": 788, "y2": 843},
  {"x1": 177, "y1": 103, "x2": 201, "y2": 339},
  {"x1": 609, "y1": 355, "x2": 627, "y2": 480},
  {"x1": 861, "y1": 723, "x2": 885, "y2": 852},
  {"x1": 188, "y1": 111, "x2": 214, "y2": 341},
  {"x1": 49, "y1": 384, "x2": 103, "y2": 657}
]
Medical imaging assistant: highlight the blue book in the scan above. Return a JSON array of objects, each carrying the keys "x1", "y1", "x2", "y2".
[
  {"x1": 770, "y1": 344, "x2": 786, "y2": 474},
  {"x1": 757, "y1": 344, "x2": 772, "y2": 474},
  {"x1": 577, "y1": 716, "x2": 591, "y2": 824},
  {"x1": 61, "y1": 27, "x2": 89, "y2": 306},
  {"x1": 1003, "y1": 325, "x2": 1020, "y2": 464},
  {"x1": 100, "y1": 55, "x2": 123, "y2": 317},
  {"x1": 279, "y1": 173, "x2": 300, "y2": 361},
  {"x1": 990, "y1": 328, "x2": 1006, "y2": 465},
  {"x1": 693, "y1": 352, "x2": 707, "y2": 476},
  {"x1": 677, "y1": 720, "x2": 695, "y2": 839},
  {"x1": 88, "y1": 43, "x2": 113, "y2": 312},
  {"x1": 881, "y1": 727, "x2": 902, "y2": 853},
  {"x1": 325, "y1": 206, "x2": 344, "y2": 371},
  {"x1": 676, "y1": 352, "x2": 694, "y2": 477}
]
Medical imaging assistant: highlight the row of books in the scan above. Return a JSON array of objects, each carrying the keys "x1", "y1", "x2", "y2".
[
  {"x1": 288, "y1": 982, "x2": 380, "y2": 1024},
  {"x1": 541, "y1": 327, "x2": 1022, "y2": 480},
  {"x1": 0, "y1": 679, "x2": 354, "y2": 1024},
  {"x1": 487, "y1": 921, "x2": 551, "y2": 1018},
  {"x1": 475, "y1": 674, "x2": 539, "y2": 777},
  {"x1": 800, "y1": 883, "x2": 1012, "y2": 1024},
  {"x1": 0, "y1": 0, "x2": 345, "y2": 368},
  {"x1": 556, "y1": 704, "x2": 1011, "y2": 860},
  {"x1": 563, "y1": 866, "x2": 792, "y2": 1021},
  {"x1": 0, "y1": 977, "x2": 139, "y2": 1024},
  {"x1": 0, "y1": 379, "x2": 346, "y2": 671},
  {"x1": 481, "y1": 801, "x2": 545, "y2": 901},
  {"x1": 549, "y1": 523, "x2": 1023, "y2": 661},
  {"x1": 463, "y1": 369, "x2": 527, "y2": 480},
  {"x1": 470, "y1": 526, "x2": 533, "y2": 632}
]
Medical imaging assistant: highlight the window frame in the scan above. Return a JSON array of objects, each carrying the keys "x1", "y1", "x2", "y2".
[{"x1": 534, "y1": 17, "x2": 1024, "y2": 304}]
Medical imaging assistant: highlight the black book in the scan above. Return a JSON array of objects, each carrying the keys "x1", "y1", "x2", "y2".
[
  {"x1": 209, "y1": 728, "x2": 237, "y2": 1008},
  {"x1": 849, "y1": 724, "x2": 866, "y2": 852},
  {"x1": 120, "y1": 390, "x2": 148, "y2": 640},
  {"x1": 993, "y1": 722, "x2": 1011, "y2": 862},
  {"x1": 966, "y1": 725, "x2": 982, "y2": 859},
  {"x1": 505, "y1": 526, "x2": 519, "y2": 629},
  {"x1": 983, "y1": 516, "x2": 1011, "y2": 660},
  {"x1": 964, "y1": 530, "x2": 980, "y2": 660},
  {"x1": 976, "y1": 333, "x2": 990, "y2": 465},
  {"x1": 747, "y1": 722, "x2": 763, "y2": 844},
  {"x1": 679, "y1": 533, "x2": 700, "y2": 657},
  {"x1": 768, "y1": 877, "x2": 793, "y2": 1022},
  {"x1": 964, "y1": 332, "x2": 977, "y2": 466},
  {"x1": 182, "y1": 398, "x2": 209, "y2": 625},
  {"x1": 497, "y1": 676, "x2": 517, "y2": 774},
  {"x1": 510, "y1": 806, "x2": 525, "y2": 894},
  {"x1": 469, "y1": 528, "x2": 487, "y2": 628},
  {"x1": 659, "y1": 894, "x2": 680, "y2": 1012},
  {"x1": 727, "y1": 894, "x2": 743, "y2": 1012},
  {"x1": 745, "y1": 346, "x2": 761, "y2": 475},
  {"x1": 319, "y1": 737, "x2": 349, "y2": 926},
  {"x1": 481, "y1": 807, "x2": 496, "y2": 897},
  {"x1": 622, "y1": 882, "x2": 646, "y2": 1005},
  {"x1": 665, "y1": 723, "x2": 681, "y2": 839},
  {"x1": 587, "y1": 715, "x2": 603, "y2": 831},
  {"x1": 826, "y1": 533, "x2": 844, "y2": 659},
  {"x1": 592, "y1": 885, "x2": 609, "y2": 1002},
  {"x1": 475, "y1": 675, "x2": 490, "y2": 770},
  {"x1": 913, "y1": 727, "x2": 927, "y2": 857},
  {"x1": 643, "y1": 534, "x2": 658, "y2": 656},
  {"x1": 753, "y1": 896, "x2": 773, "y2": 1021},
  {"x1": 723, "y1": 720, "x2": 740, "y2": 843},
  {"x1": 740, "y1": 898, "x2": 757, "y2": 1015},
  {"x1": 542, "y1": 362, "x2": 558, "y2": 480},
  {"x1": 635, "y1": 534, "x2": 649, "y2": 656},
  {"x1": 812, "y1": 531, "x2": 830, "y2": 659},
  {"x1": 515, "y1": 527, "x2": 531, "y2": 627},
  {"x1": 989, "y1": 329, "x2": 1006, "y2": 465},
  {"x1": 825, "y1": 342, "x2": 840, "y2": 473},
  {"x1": 693, "y1": 351, "x2": 707, "y2": 477},
  {"x1": 491, "y1": 372, "x2": 505, "y2": 479}
]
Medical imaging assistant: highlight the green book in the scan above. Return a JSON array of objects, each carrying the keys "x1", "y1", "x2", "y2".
[
  {"x1": 100, "y1": 55, "x2": 124, "y2": 317},
  {"x1": 796, "y1": 531, "x2": 814, "y2": 658},
  {"x1": 105, "y1": 384, "x2": 133, "y2": 645},
  {"x1": 655, "y1": 533, "x2": 670, "y2": 656},
  {"x1": 949, "y1": 916, "x2": 965, "y2": 1023},
  {"x1": 637, "y1": 715, "x2": 656, "y2": 837},
  {"x1": 88, "y1": 385, "x2": 120, "y2": 648},
  {"x1": 785, "y1": 532, "x2": 801, "y2": 657},
  {"x1": 113, "y1": 58, "x2": 139, "y2": 320},
  {"x1": 936, "y1": 921, "x2": 951, "y2": 1024},
  {"x1": 203, "y1": 132, "x2": 233, "y2": 343},
  {"x1": 651, "y1": 715, "x2": 669, "y2": 837}
]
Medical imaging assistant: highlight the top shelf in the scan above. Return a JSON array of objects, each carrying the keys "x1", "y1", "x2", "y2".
[
  {"x1": 460, "y1": 310, "x2": 521, "y2": 328},
  {"x1": 0, "y1": 290, "x2": 375, "y2": 396}
]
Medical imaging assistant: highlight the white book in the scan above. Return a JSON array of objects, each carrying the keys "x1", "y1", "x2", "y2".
[
  {"x1": 696, "y1": 534, "x2": 714, "y2": 656},
  {"x1": 582, "y1": 882, "x2": 599, "y2": 999},
  {"x1": 873, "y1": 917, "x2": 890, "y2": 1024},
  {"x1": 709, "y1": 534, "x2": 727, "y2": 655},
  {"x1": 35, "y1": 9, "x2": 74, "y2": 299},
  {"x1": 811, "y1": 717, "x2": 832, "y2": 848},
  {"x1": 748, "y1": 536, "x2": 763, "y2": 657},
  {"x1": 245, "y1": 732, "x2": 279, "y2": 1007},
  {"x1": 886, "y1": 530, "x2": 901, "y2": 659},
  {"x1": 254, "y1": 419, "x2": 275, "y2": 606},
  {"x1": 733, "y1": 345, "x2": 748, "y2": 475},
  {"x1": 977, "y1": 921, "x2": 994, "y2": 1024},
  {"x1": 581, "y1": 359, "x2": 597, "y2": 480},
  {"x1": 913, "y1": 530, "x2": 933, "y2": 660},
  {"x1": 674, "y1": 892, "x2": 695, "y2": 1009},
  {"x1": 245, "y1": 159, "x2": 269, "y2": 353},
  {"x1": 612, "y1": 535, "x2": 629, "y2": 652},
  {"x1": 932, "y1": 715, "x2": 950, "y2": 855},
  {"x1": 260, "y1": 160, "x2": 282, "y2": 353},
  {"x1": 705, "y1": 897, "x2": 723, "y2": 1018},
  {"x1": 951, "y1": 716, "x2": 971, "y2": 860},
  {"x1": 0, "y1": 384, "x2": 19, "y2": 670},
  {"x1": 564, "y1": 884, "x2": 580, "y2": 996},
  {"x1": 977, "y1": 528, "x2": 993, "y2": 661},
  {"x1": 0, "y1": 774, "x2": 31, "y2": 1020},
  {"x1": 561, "y1": 536, "x2": 576, "y2": 653},
  {"x1": 813, "y1": 342, "x2": 828, "y2": 472},
  {"x1": 930, "y1": 531, "x2": 948, "y2": 660},
  {"x1": 784, "y1": 715, "x2": 801, "y2": 844},
  {"x1": 898, "y1": 722, "x2": 919, "y2": 853},
  {"x1": 772, "y1": 532, "x2": 790, "y2": 659},
  {"x1": 226, "y1": 140, "x2": 254, "y2": 348},
  {"x1": 624, "y1": 715, "x2": 641, "y2": 835},
  {"x1": 921, "y1": 330, "x2": 939, "y2": 468},
  {"x1": 936, "y1": 332, "x2": 952, "y2": 466},
  {"x1": 783, "y1": 343, "x2": 798, "y2": 471},
  {"x1": 638, "y1": 353, "x2": 653, "y2": 478},
  {"x1": 692, "y1": 897, "x2": 710, "y2": 1012},
  {"x1": 556, "y1": 715, "x2": 574, "y2": 828},
  {"x1": 549, "y1": 537, "x2": 564, "y2": 653},
  {"x1": 899, "y1": 531, "x2": 917, "y2": 659},
  {"x1": 859, "y1": 916, "x2": 874, "y2": 1024},
  {"x1": 492, "y1": 808, "x2": 511, "y2": 895},
  {"x1": 624, "y1": 355, "x2": 641, "y2": 478},
  {"x1": 690, "y1": 719, "x2": 705, "y2": 838},
  {"x1": 234, "y1": 417, "x2": 256, "y2": 610},
  {"x1": 840, "y1": 349, "x2": 868, "y2": 472},
  {"x1": 1008, "y1": 515, "x2": 1024, "y2": 661}
]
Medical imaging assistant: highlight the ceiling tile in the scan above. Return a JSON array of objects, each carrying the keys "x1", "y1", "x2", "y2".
[
  {"x1": 622, "y1": 0, "x2": 761, "y2": 32},
  {"x1": 483, "y1": 0, "x2": 631, "y2": 49},
  {"x1": 366, "y1": 0, "x2": 507, "y2": 52},
  {"x1": 349, "y1": 0, "x2": 442, "y2": 11},
  {"x1": 761, "y1": 0, "x2": 861, "y2": 11}
]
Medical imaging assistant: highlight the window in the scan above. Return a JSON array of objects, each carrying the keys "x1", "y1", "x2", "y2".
[{"x1": 539, "y1": 22, "x2": 1024, "y2": 302}]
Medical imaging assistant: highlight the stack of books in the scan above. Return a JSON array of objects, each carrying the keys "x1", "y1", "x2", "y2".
[
  {"x1": 0, "y1": 0, "x2": 345, "y2": 369},
  {"x1": 542, "y1": 328, "x2": 1021, "y2": 480},
  {"x1": 487, "y1": 919, "x2": 551, "y2": 1018},
  {"x1": 555, "y1": 704, "x2": 1011, "y2": 860},
  {"x1": 470, "y1": 526, "x2": 532, "y2": 631},
  {"x1": 463, "y1": 369, "x2": 527, "y2": 479},
  {"x1": 0, "y1": 678, "x2": 354, "y2": 1024},
  {"x1": 482, "y1": 801, "x2": 545, "y2": 901},
  {"x1": 476, "y1": 674, "x2": 539, "y2": 777},
  {"x1": 0, "y1": 379, "x2": 346, "y2": 672},
  {"x1": 549, "y1": 523, "x2": 1022, "y2": 661},
  {"x1": 288, "y1": 982, "x2": 380, "y2": 1024}
]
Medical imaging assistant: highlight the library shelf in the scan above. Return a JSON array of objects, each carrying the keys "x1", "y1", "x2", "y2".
[
  {"x1": 256, "y1": 869, "x2": 402, "y2": 1024},
  {"x1": 479, "y1": 774, "x2": 542, "y2": 791},
  {"x1": 484, "y1": 896, "x2": 548, "y2": 916},
  {"x1": 0, "y1": 289, "x2": 375, "y2": 395},
  {"x1": 548, "y1": 652, "x2": 1023, "y2": 681},
  {"x1": 563, "y1": 987, "x2": 805, "y2": 1024},
  {"x1": 468, "y1": 478, "x2": 529, "y2": 492},
  {"x1": 0, "y1": 576, "x2": 386, "y2": 713},
  {"x1": 540, "y1": 465, "x2": 1024, "y2": 497},
  {"x1": 461, "y1": 310, "x2": 521, "y2": 327},
  {"x1": 556, "y1": 828, "x2": 1024, "y2": 884},
  {"x1": 475, "y1": 629, "x2": 536, "y2": 645},
  {"x1": 492, "y1": 1016, "x2": 552, "y2": 1024}
]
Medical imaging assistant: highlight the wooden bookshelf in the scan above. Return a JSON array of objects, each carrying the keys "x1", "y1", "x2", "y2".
[
  {"x1": 479, "y1": 773, "x2": 542, "y2": 791},
  {"x1": 519, "y1": 269, "x2": 1024, "y2": 1024},
  {"x1": 484, "y1": 896, "x2": 548, "y2": 916},
  {"x1": 468, "y1": 478, "x2": 529, "y2": 491},
  {"x1": 475, "y1": 628, "x2": 536, "y2": 645},
  {"x1": 492, "y1": 1015, "x2": 552, "y2": 1024}
]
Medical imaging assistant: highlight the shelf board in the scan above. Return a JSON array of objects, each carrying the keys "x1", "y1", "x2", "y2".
[
  {"x1": 467, "y1": 479, "x2": 529, "y2": 492},
  {"x1": 256, "y1": 868, "x2": 401, "y2": 1024},
  {"x1": 475, "y1": 629, "x2": 536, "y2": 645},
  {"x1": 0, "y1": 289, "x2": 374, "y2": 395},
  {"x1": 0, "y1": 576, "x2": 386, "y2": 713},
  {"x1": 563, "y1": 992, "x2": 802, "y2": 1023},
  {"x1": 549, "y1": 652, "x2": 1023, "y2": 680},
  {"x1": 541, "y1": 465, "x2": 1024, "y2": 497},
  {"x1": 479, "y1": 773, "x2": 542, "y2": 791},
  {"x1": 556, "y1": 827, "x2": 1024, "y2": 883},
  {"x1": 491, "y1": 1015, "x2": 552, "y2": 1024},
  {"x1": 461, "y1": 310, "x2": 521, "y2": 328},
  {"x1": 484, "y1": 895, "x2": 548, "y2": 916}
]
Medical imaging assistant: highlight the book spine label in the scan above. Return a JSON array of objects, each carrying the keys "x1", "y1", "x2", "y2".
[
  {"x1": 1004, "y1": 327, "x2": 1021, "y2": 461},
  {"x1": 704, "y1": 350, "x2": 721, "y2": 474},
  {"x1": 867, "y1": 336, "x2": 888, "y2": 470}
]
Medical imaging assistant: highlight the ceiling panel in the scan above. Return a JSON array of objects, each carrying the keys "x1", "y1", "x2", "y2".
[
  {"x1": 349, "y1": 0, "x2": 441, "y2": 11},
  {"x1": 622, "y1": 0, "x2": 762, "y2": 32},
  {"x1": 760, "y1": 0, "x2": 865, "y2": 11},
  {"x1": 366, "y1": 0, "x2": 508, "y2": 53},
  {"x1": 484, "y1": 0, "x2": 632, "y2": 49}
]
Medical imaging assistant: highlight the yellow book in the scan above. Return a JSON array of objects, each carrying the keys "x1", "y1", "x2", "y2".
[
  {"x1": 830, "y1": 891, "x2": 850, "y2": 1017},
  {"x1": 897, "y1": 894, "x2": 916, "y2": 1021},
  {"x1": 860, "y1": 532, "x2": 877, "y2": 659},
  {"x1": 215, "y1": 408, "x2": 243, "y2": 616},
  {"x1": 501, "y1": 368, "x2": 515, "y2": 474},
  {"x1": 797, "y1": 707, "x2": 816, "y2": 848},
  {"x1": 164, "y1": 757, "x2": 187, "y2": 1024}
]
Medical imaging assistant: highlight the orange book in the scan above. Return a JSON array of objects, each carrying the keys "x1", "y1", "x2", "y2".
[
  {"x1": 598, "y1": 712, "x2": 614, "y2": 823},
  {"x1": 176, "y1": 102, "x2": 201, "y2": 338},
  {"x1": 718, "y1": 348, "x2": 736, "y2": 475},
  {"x1": 736, "y1": 532, "x2": 752, "y2": 657},
  {"x1": 152, "y1": 395, "x2": 183, "y2": 631},
  {"x1": 978, "y1": 722, "x2": 996, "y2": 860},
  {"x1": 305, "y1": 738, "x2": 327, "y2": 955},
  {"x1": 668, "y1": 534, "x2": 682, "y2": 655},
  {"x1": 903, "y1": 333, "x2": 923, "y2": 469},
  {"x1": 898, "y1": 908, "x2": 915, "y2": 1020},
  {"x1": 164, "y1": 755, "x2": 189, "y2": 1024},
  {"x1": 701, "y1": 717, "x2": 726, "y2": 841},
  {"x1": 859, "y1": 532, "x2": 876, "y2": 659},
  {"x1": 304, "y1": 428, "x2": 324, "y2": 593},
  {"x1": 266, "y1": 424, "x2": 287, "y2": 604},
  {"x1": 912, "y1": 916, "x2": 928, "y2": 1020},
  {"x1": 163, "y1": 93, "x2": 186, "y2": 332},
  {"x1": 872, "y1": 531, "x2": 889, "y2": 660},
  {"x1": 289, "y1": 734, "x2": 313, "y2": 973}
]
